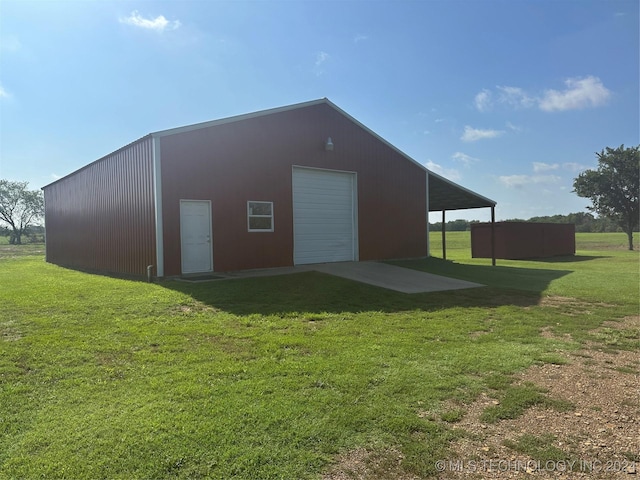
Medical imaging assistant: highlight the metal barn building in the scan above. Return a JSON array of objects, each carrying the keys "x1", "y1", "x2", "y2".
[{"x1": 43, "y1": 99, "x2": 495, "y2": 278}]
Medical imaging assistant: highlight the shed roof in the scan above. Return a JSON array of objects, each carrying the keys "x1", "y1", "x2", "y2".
[{"x1": 428, "y1": 170, "x2": 496, "y2": 211}]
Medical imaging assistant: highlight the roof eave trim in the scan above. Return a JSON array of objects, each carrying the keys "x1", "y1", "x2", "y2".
[
  {"x1": 150, "y1": 98, "x2": 329, "y2": 138},
  {"x1": 428, "y1": 169, "x2": 497, "y2": 207},
  {"x1": 41, "y1": 134, "x2": 153, "y2": 190},
  {"x1": 321, "y1": 99, "x2": 428, "y2": 174},
  {"x1": 149, "y1": 97, "x2": 431, "y2": 176}
]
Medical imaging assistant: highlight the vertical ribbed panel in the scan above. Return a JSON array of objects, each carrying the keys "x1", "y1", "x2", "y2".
[
  {"x1": 44, "y1": 137, "x2": 156, "y2": 276},
  {"x1": 158, "y1": 102, "x2": 427, "y2": 274}
]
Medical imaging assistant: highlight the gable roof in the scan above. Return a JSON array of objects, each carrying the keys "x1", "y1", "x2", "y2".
[
  {"x1": 44, "y1": 98, "x2": 496, "y2": 212},
  {"x1": 151, "y1": 98, "x2": 327, "y2": 137},
  {"x1": 150, "y1": 98, "x2": 428, "y2": 174},
  {"x1": 150, "y1": 97, "x2": 496, "y2": 211}
]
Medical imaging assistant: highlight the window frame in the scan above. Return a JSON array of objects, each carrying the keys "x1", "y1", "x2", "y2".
[{"x1": 247, "y1": 201, "x2": 274, "y2": 232}]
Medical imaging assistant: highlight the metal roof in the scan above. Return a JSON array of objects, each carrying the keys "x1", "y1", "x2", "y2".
[
  {"x1": 151, "y1": 97, "x2": 496, "y2": 211},
  {"x1": 428, "y1": 170, "x2": 496, "y2": 211},
  {"x1": 44, "y1": 98, "x2": 497, "y2": 212}
]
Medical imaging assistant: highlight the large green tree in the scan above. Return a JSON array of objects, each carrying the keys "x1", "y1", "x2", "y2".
[
  {"x1": 573, "y1": 145, "x2": 639, "y2": 250},
  {"x1": 0, "y1": 180, "x2": 45, "y2": 245}
]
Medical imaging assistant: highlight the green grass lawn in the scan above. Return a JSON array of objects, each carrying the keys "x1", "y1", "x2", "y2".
[{"x1": 0, "y1": 233, "x2": 638, "y2": 478}]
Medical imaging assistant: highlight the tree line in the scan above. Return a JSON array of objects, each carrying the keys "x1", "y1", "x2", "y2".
[
  {"x1": 429, "y1": 211, "x2": 631, "y2": 233},
  {"x1": 431, "y1": 144, "x2": 638, "y2": 250},
  {"x1": 1, "y1": 145, "x2": 638, "y2": 248},
  {"x1": 0, "y1": 224, "x2": 45, "y2": 244}
]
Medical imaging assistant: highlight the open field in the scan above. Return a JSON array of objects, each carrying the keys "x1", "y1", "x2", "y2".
[
  {"x1": 0, "y1": 235, "x2": 45, "y2": 258},
  {"x1": 0, "y1": 233, "x2": 638, "y2": 478}
]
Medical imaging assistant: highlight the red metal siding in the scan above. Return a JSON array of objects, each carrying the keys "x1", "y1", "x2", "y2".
[
  {"x1": 471, "y1": 222, "x2": 575, "y2": 259},
  {"x1": 43, "y1": 137, "x2": 156, "y2": 276},
  {"x1": 160, "y1": 102, "x2": 427, "y2": 275}
]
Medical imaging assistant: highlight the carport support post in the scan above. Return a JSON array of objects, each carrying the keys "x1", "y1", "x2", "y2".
[
  {"x1": 491, "y1": 206, "x2": 496, "y2": 266},
  {"x1": 442, "y1": 210, "x2": 446, "y2": 260}
]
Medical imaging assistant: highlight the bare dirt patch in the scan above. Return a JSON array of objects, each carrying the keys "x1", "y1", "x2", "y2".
[
  {"x1": 0, "y1": 319, "x2": 22, "y2": 341},
  {"x1": 323, "y1": 316, "x2": 639, "y2": 479},
  {"x1": 537, "y1": 295, "x2": 617, "y2": 314},
  {"x1": 439, "y1": 315, "x2": 639, "y2": 479},
  {"x1": 322, "y1": 448, "x2": 419, "y2": 480}
]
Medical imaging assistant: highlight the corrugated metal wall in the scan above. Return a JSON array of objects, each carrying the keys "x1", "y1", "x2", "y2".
[
  {"x1": 159, "y1": 102, "x2": 427, "y2": 274},
  {"x1": 43, "y1": 137, "x2": 156, "y2": 276},
  {"x1": 471, "y1": 222, "x2": 575, "y2": 259}
]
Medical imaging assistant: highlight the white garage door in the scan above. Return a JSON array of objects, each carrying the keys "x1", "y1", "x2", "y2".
[{"x1": 292, "y1": 167, "x2": 357, "y2": 265}]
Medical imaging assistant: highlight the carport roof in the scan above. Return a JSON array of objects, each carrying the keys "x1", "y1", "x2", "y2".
[{"x1": 428, "y1": 170, "x2": 496, "y2": 211}]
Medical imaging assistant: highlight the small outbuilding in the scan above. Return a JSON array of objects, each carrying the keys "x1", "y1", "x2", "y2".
[
  {"x1": 471, "y1": 222, "x2": 575, "y2": 260},
  {"x1": 43, "y1": 98, "x2": 496, "y2": 278}
]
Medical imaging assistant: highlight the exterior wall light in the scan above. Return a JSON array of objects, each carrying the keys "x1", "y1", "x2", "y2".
[{"x1": 325, "y1": 137, "x2": 334, "y2": 151}]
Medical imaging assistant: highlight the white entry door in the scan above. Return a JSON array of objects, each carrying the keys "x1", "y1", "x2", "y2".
[
  {"x1": 180, "y1": 200, "x2": 213, "y2": 274},
  {"x1": 292, "y1": 167, "x2": 357, "y2": 265}
]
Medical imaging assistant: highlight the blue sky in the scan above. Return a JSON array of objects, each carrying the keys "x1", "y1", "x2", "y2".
[{"x1": 1, "y1": 0, "x2": 638, "y2": 221}]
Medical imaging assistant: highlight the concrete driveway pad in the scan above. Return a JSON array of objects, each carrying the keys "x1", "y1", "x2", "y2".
[
  {"x1": 314, "y1": 261, "x2": 483, "y2": 293},
  {"x1": 219, "y1": 261, "x2": 483, "y2": 293}
]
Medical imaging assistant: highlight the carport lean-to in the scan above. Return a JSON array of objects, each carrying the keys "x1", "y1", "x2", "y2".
[{"x1": 427, "y1": 170, "x2": 497, "y2": 265}]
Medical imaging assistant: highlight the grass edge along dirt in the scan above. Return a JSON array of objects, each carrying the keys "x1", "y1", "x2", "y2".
[{"x1": 0, "y1": 233, "x2": 638, "y2": 478}]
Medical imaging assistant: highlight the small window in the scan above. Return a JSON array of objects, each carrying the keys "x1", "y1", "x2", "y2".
[{"x1": 247, "y1": 201, "x2": 274, "y2": 232}]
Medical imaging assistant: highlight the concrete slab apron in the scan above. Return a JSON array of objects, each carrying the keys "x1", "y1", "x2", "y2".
[{"x1": 314, "y1": 261, "x2": 483, "y2": 294}]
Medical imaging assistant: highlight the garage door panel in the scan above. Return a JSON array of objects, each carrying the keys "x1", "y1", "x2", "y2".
[
  {"x1": 294, "y1": 213, "x2": 353, "y2": 223},
  {"x1": 294, "y1": 206, "x2": 352, "y2": 214},
  {"x1": 295, "y1": 247, "x2": 353, "y2": 263},
  {"x1": 295, "y1": 224, "x2": 354, "y2": 235},
  {"x1": 294, "y1": 193, "x2": 352, "y2": 204},
  {"x1": 294, "y1": 231, "x2": 353, "y2": 241},
  {"x1": 293, "y1": 168, "x2": 356, "y2": 265},
  {"x1": 300, "y1": 237, "x2": 351, "y2": 249},
  {"x1": 297, "y1": 174, "x2": 352, "y2": 185}
]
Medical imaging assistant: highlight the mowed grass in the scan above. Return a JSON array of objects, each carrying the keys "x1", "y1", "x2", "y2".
[{"x1": 0, "y1": 233, "x2": 638, "y2": 478}]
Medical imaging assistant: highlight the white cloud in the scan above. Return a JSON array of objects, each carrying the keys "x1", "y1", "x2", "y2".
[
  {"x1": 461, "y1": 125, "x2": 504, "y2": 142},
  {"x1": 0, "y1": 85, "x2": 10, "y2": 99},
  {"x1": 354, "y1": 34, "x2": 368, "y2": 43},
  {"x1": 562, "y1": 162, "x2": 590, "y2": 172},
  {"x1": 425, "y1": 160, "x2": 461, "y2": 181},
  {"x1": 313, "y1": 51, "x2": 330, "y2": 75},
  {"x1": 498, "y1": 174, "x2": 561, "y2": 188},
  {"x1": 315, "y1": 51, "x2": 329, "y2": 66},
  {"x1": 474, "y1": 89, "x2": 492, "y2": 112},
  {"x1": 434, "y1": 118, "x2": 445, "y2": 123},
  {"x1": 505, "y1": 121, "x2": 522, "y2": 132},
  {"x1": 539, "y1": 76, "x2": 611, "y2": 112},
  {"x1": 532, "y1": 162, "x2": 559, "y2": 172},
  {"x1": 497, "y1": 86, "x2": 535, "y2": 108},
  {"x1": 119, "y1": 10, "x2": 181, "y2": 32},
  {"x1": 451, "y1": 152, "x2": 480, "y2": 166},
  {"x1": 474, "y1": 76, "x2": 611, "y2": 113}
]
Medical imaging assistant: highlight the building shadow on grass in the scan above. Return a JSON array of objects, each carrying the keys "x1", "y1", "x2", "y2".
[{"x1": 162, "y1": 258, "x2": 573, "y2": 316}]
